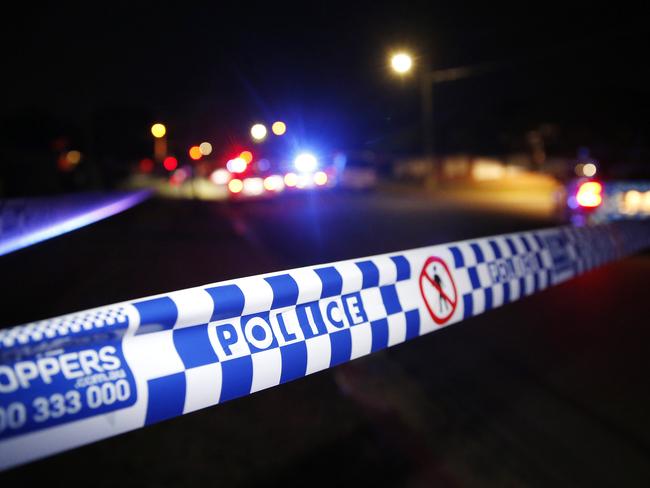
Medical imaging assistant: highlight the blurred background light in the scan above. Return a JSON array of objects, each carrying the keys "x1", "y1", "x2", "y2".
[
  {"x1": 239, "y1": 150, "x2": 253, "y2": 164},
  {"x1": 313, "y1": 171, "x2": 328, "y2": 186},
  {"x1": 139, "y1": 158, "x2": 154, "y2": 173},
  {"x1": 151, "y1": 123, "x2": 166, "y2": 138},
  {"x1": 228, "y1": 178, "x2": 244, "y2": 193},
  {"x1": 66, "y1": 150, "x2": 82, "y2": 165},
  {"x1": 243, "y1": 177, "x2": 264, "y2": 196},
  {"x1": 257, "y1": 158, "x2": 270, "y2": 171},
  {"x1": 226, "y1": 157, "x2": 247, "y2": 173},
  {"x1": 170, "y1": 167, "x2": 189, "y2": 185},
  {"x1": 294, "y1": 153, "x2": 318, "y2": 173},
  {"x1": 199, "y1": 142, "x2": 213, "y2": 156},
  {"x1": 189, "y1": 146, "x2": 202, "y2": 161},
  {"x1": 623, "y1": 190, "x2": 642, "y2": 214},
  {"x1": 210, "y1": 168, "x2": 231, "y2": 185},
  {"x1": 296, "y1": 174, "x2": 311, "y2": 189},
  {"x1": 471, "y1": 159, "x2": 505, "y2": 180},
  {"x1": 264, "y1": 175, "x2": 284, "y2": 192},
  {"x1": 251, "y1": 123, "x2": 267, "y2": 141},
  {"x1": 163, "y1": 156, "x2": 178, "y2": 171},
  {"x1": 583, "y1": 163, "x2": 597, "y2": 177},
  {"x1": 272, "y1": 121, "x2": 286, "y2": 135},
  {"x1": 284, "y1": 172, "x2": 298, "y2": 187},
  {"x1": 576, "y1": 181, "x2": 602, "y2": 208}
]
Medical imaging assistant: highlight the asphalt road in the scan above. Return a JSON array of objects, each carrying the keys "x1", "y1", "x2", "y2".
[{"x1": 2, "y1": 190, "x2": 650, "y2": 486}]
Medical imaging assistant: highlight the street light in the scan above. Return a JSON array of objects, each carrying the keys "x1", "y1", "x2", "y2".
[
  {"x1": 151, "y1": 123, "x2": 166, "y2": 138},
  {"x1": 390, "y1": 52, "x2": 413, "y2": 74},
  {"x1": 388, "y1": 50, "x2": 436, "y2": 182},
  {"x1": 151, "y1": 123, "x2": 168, "y2": 162},
  {"x1": 388, "y1": 51, "x2": 493, "y2": 185}
]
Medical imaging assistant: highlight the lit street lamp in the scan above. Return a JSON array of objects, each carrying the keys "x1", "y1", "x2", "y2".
[
  {"x1": 151, "y1": 123, "x2": 166, "y2": 138},
  {"x1": 389, "y1": 50, "x2": 495, "y2": 185},
  {"x1": 151, "y1": 123, "x2": 168, "y2": 162},
  {"x1": 390, "y1": 52, "x2": 413, "y2": 74}
]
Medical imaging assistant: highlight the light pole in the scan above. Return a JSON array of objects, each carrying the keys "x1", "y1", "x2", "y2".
[
  {"x1": 151, "y1": 123, "x2": 167, "y2": 163},
  {"x1": 389, "y1": 51, "x2": 495, "y2": 185},
  {"x1": 389, "y1": 51, "x2": 439, "y2": 184}
]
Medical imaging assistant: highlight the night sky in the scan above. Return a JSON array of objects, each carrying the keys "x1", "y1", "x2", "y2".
[{"x1": 1, "y1": 3, "x2": 649, "y2": 194}]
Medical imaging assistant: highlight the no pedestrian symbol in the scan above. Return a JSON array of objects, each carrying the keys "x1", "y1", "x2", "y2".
[{"x1": 419, "y1": 256, "x2": 458, "y2": 325}]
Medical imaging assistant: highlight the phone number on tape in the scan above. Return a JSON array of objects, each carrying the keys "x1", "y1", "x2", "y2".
[{"x1": 0, "y1": 342, "x2": 137, "y2": 439}]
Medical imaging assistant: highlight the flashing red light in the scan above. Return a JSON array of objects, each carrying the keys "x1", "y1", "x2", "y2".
[
  {"x1": 163, "y1": 156, "x2": 178, "y2": 171},
  {"x1": 139, "y1": 158, "x2": 154, "y2": 173},
  {"x1": 576, "y1": 181, "x2": 603, "y2": 208}
]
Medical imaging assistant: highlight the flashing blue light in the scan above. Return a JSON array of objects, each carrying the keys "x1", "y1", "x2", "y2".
[{"x1": 294, "y1": 153, "x2": 318, "y2": 173}]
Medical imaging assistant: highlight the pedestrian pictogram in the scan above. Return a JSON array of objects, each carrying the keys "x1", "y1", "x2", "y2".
[{"x1": 419, "y1": 256, "x2": 458, "y2": 324}]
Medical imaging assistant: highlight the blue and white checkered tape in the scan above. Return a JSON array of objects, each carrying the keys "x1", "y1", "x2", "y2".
[{"x1": 1, "y1": 221, "x2": 649, "y2": 469}]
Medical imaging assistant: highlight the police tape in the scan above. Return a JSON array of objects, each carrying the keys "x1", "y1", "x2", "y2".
[{"x1": 1, "y1": 221, "x2": 649, "y2": 470}]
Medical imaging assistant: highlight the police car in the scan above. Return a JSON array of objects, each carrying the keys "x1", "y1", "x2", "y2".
[
  {"x1": 209, "y1": 138, "x2": 340, "y2": 199},
  {"x1": 560, "y1": 177, "x2": 650, "y2": 224}
]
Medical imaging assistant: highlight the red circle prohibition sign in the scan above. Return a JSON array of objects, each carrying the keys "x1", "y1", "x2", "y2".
[{"x1": 419, "y1": 256, "x2": 458, "y2": 325}]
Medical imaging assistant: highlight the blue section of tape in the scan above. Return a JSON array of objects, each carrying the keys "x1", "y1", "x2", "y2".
[
  {"x1": 468, "y1": 267, "x2": 481, "y2": 289},
  {"x1": 370, "y1": 318, "x2": 389, "y2": 352},
  {"x1": 505, "y1": 237, "x2": 518, "y2": 256},
  {"x1": 405, "y1": 309, "x2": 420, "y2": 340},
  {"x1": 265, "y1": 274, "x2": 299, "y2": 309},
  {"x1": 173, "y1": 325, "x2": 218, "y2": 369},
  {"x1": 205, "y1": 284, "x2": 245, "y2": 322},
  {"x1": 449, "y1": 246, "x2": 465, "y2": 268},
  {"x1": 489, "y1": 240, "x2": 502, "y2": 259},
  {"x1": 145, "y1": 373, "x2": 186, "y2": 425},
  {"x1": 280, "y1": 342, "x2": 308, "y2": 383},
  {"x1": 356, "y1": 260, "x2": 379, "y2": 289},
  {"x1": 463, "y1": 293, "x2": 473, "y2": 319},
  {"x1": 220, "y1": 356, "x2": 253, "y2": 402},
  {"x1": 380, "y1": 285, "x2": 402, "y2": 315},
  {"x1": 314, "y1": 266, "x2": 343, "y2": 298},
  {"x1": 470, "y1": 243, "x2": 485, "y2": 263},
  {"x1": 329, "y1": 329, "x2": 351, "y2": 366},
  {"x1": 133, "y1": 297, "x2": 177, "y2": 334},
  {"x1": 484, "y1": 287, "x2": 493, "y2": 311},
  {"x1": 391, "y1": 255, "x2": 411, "y2": 280}
]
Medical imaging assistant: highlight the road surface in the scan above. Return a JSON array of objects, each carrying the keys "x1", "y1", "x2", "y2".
[{"x1": 1, "y1": 191, "x2": 649, "y2": 486}]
